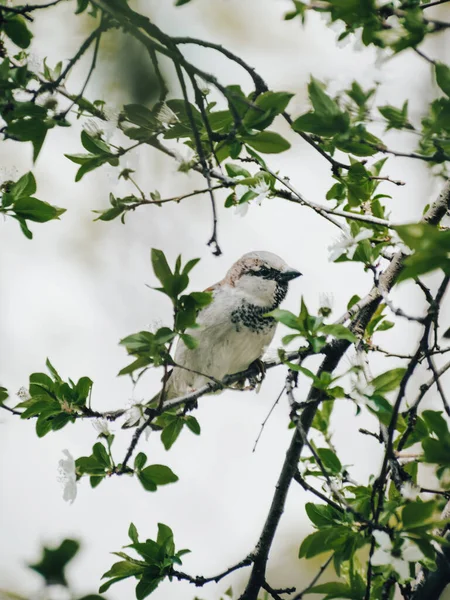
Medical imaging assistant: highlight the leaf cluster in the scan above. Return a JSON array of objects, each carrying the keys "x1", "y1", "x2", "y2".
[
  {"x1": 100, "y1": 522, "x2": 190, "y2": 598},
  {"x1": 119, "y1": 249, "x2": 212, "y2": 375},
  {"x1": 15, "y1": 359, "x2": 92, "y2": 437},
  {"x1": 0, "y1": 172, "x2": 65, "y2": 238}
]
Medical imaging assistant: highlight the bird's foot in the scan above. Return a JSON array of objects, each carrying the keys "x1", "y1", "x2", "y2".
[
  {"x1": 182, "y1": 398, "x2": 198, "y2": 414},
  {"x1": 247, "y1": 359, "x2": 266, "y2": 392}
]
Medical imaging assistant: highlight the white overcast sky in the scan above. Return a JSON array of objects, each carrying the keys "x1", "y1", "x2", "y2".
[{"x1": 1, "y1": 1, "x2": 450, "y2": 599}]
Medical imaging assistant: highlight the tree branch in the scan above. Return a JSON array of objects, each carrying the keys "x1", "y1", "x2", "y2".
[{"x1": 239, "y1": 178, "x2": 450, "y2": 600}]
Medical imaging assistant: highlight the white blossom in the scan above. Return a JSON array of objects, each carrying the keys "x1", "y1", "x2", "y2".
[
  {"x1": 319, "y1": 292, "x2": 334, "y2": 316},
  {"x1": 0, "y1": 165, "x2": 19, "y2": 186},
  {"x1": 349, "y1": 377, "x2": 375, "y2": 405},
  {"x1": 375, "y1": 47, "x2": 388, "y2": 70},
  {"x1": 328, "y1": 229, "x2": 373, "y2": 262},
  {"x1": 28, "y1": 52, "x2": 43, "y2": 73},
  {"x1": 147, "y1": 319, "x2": 163, "y2": 334},
  {"x1": 329, "y1": 19, "x2": 345, "y2": 34},
  {"x1": 123, "y1": 403, "x2": 144, "y2": 428},
  {"x1": 371, "y1": 530, "x2": 424, "y2": 581},
  {"x1": 400, "y1": 481, "x2": 420, "y2": 501},
  {"x1": 376, "y1": 15, "x2": 406, "y2": 46},
  {"x1": 234, "y1": 202, "x2": 250, "y2": 217},
  {"x1": 57, "y1": 450, "x2": 77, "y2": 504},
  {"x1": 92, "y1": 418, "x2": 111, "y2": 437},
  {"x1": 329, "y1": 19, "x2": 350, "y2": 48},
  {"x1": 157, "y1": 103, "x2": 179, "y2": 126},
  {"x1": 16, "y1": 386, "x2": 31, "y2": 401},
  {"x1": 174, "y1": 147, "x2": 195, "y2": 172},
  {"x1": 250, "y1": 180, "x2": 270, "y2": 205},
  {"x1": 319, "y1": 11, "x2": 332, "y2": 25},
  {"x1": 123, "y1": 402, "x2": 151, "y2": 441},
  {"x1": 353, "y1": 29, "x2": 364, "y2": 52},
  {"x1": 235, "y1": 179, "x2": 270, "y2": 217},
  {"x1": 83, "y1": 109, "x2": 118, "y2": 142},
  {"x1": 82, "y1": 118, "x2": 105, "y2": 139}
]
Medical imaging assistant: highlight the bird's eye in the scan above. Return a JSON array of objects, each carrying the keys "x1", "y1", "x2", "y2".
[{"x1": 247, "y1": 266, "x2": 280, "y2": 280}]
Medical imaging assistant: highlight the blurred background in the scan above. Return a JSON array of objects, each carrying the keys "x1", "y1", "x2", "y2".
[{"x1": 1, "y1": 0, "x2": 450, "y2": 598}]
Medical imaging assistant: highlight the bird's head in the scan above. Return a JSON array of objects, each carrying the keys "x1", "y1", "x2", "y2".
[{"x1": 224, "y1": 251, "x2": 302, "y2": 308}]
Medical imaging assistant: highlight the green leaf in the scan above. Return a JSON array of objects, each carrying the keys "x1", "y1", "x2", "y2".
[
  {"x1": 3, "y1": 16, "x2": 33, "y2": 48},
  {"x1": 75, "y1": 376, "x2": 93, "y2": 402},
  {"x1": 0, "y1": 386, "x2": 8, "y2": 404},
  {"x1": 436, "y1": 63, "x2": 450, "y2": 97},
  {"x1": 185, "y1": 416, "x2": 201, "y2": 435},
  {"x1": 243, "y1": 91, "x2": 293, "y2": 129},
  {"x1": 320, "y1": 324, "x2": 356, "y2": 343},
  {"x1": 80, "y1": 130, "x2": 111, "y2": 155},
  {"x1": 376, "y1": 320, "x2": 394, "y2": 332},
  {"x1": 292, "y1": 78, "x2": 349, "y2": 137},
  {"x1": 225, "y1": 163, "x2": 251, "y2": 178},
  {"x1": 157, "y1": 523, "x2": 174, "y2": 554},
  {"x1": 102, "y1": 560, "x2": 144, "y2": 579},
  {"x1": 141, "y1": 465, "x2": 178, "y2": 485},
  {"x1": 46, "y1": 358, "x2": 61, "y2": 381},
  {"x1": 179, "y1": 333, "x2": 198, "y2": 349},
  {"x1": 92, "y1": 442, "x2": 111, "y2": 468},
  {"x1": 90, "y1": 475, "x2": 103, "y2": 488},
  {"x1": 138, "y1": 464, "x2": 178, "y2": 491},
  {"x1": 299, "y1": 528, "x2": 344, "y2": 559},
  {"x1": 402, "y1": 500, "x2": 436, "y2": 529},
  {"x1": 161, "y1": 419, "x2": 184, "y2": 450},
  {"x1": 128, "y1": 523, "x2": 139, "y2": 544},
  {"x1": 99, "y1": 575, "x2": 134, "y2": 594},
  {"x1": 134, "y1": 452, "x2": 147, "y2": 470},
  {"x1": 123, "y1": 104, "x2": 156, "y2": 128},
  {"x1": 371, "y1": 368, "x2": 406, "y2": 394},
  {"x1": 243, "y1": 131, "x2": 291, "y2": 154},
  {"x1": 10, "y1": 172, "x2": 36, "y2": 199},
  {"x1": 29, "y1": 539, "x2": 80, "y2": 586},
  {"x1": 189, "y1": 291, "x2": 213, "y2": 307},
  {"x1": 308, "y1": 582, "x2": 358, "y2": 598},
  {"x1": 308, "y1": 78, "x2": 340, "y2": 116},
  {"x1": 13, "y1": 197, "x2": 66, "y2": 223},
  {"x1": 422, "y1": 410, "x2": 449, "y2": 441},
  {"x1": 129, "y1": 539, "x2": 160, "y2": 563},
  {"x1": 151, "y1": 248, "x2": 173, "y2": 290},
  {"x1": 136, "y1": 577, "x2": 161, "y2": 600},
  {"x1": 422, "y1": 438, "x2": 450, "y2": 466},
  {"x1": 268, "y1": 308, "x2": 300, "y2": 329},
  {"x1": 7, "y1": 118, "x2": 49, "y2": 161},
  {"x1": 305, "y1": 503, "x2": 340, "y2": 527},
  {"x1": 35, "y1": 413, "x2": 55, "y2": 437},
  {"x1": 347, "y1": 295, "x2": 360, "y2": 310},
  {"x1": 317, "y1": 448, "x2": 342, "y2": 474},
  {"x1": 292, "y1": 111, "x2": 349, "y2": 137},
  {"x1": 379, "y1": 102, "x2": 413, "y2": 130},
  {"x1": 182, "y1": 258, "x2": 200, "y2": 275}
]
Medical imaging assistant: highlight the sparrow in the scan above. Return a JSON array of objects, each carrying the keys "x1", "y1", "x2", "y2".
[{"x1": 163, "y1": 251, "x2": 301, "y2": 400}]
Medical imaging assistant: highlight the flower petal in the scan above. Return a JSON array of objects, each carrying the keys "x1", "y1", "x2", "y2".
[
  {"x1": 402, "y1": 539, "x2": 424, "y2": 562},
  {"x1": 373, "y1": 529, "x2": 392, "y2": 551},
  {"x1": 371, "y1": 548, "x2": 391, "y2": 566}
]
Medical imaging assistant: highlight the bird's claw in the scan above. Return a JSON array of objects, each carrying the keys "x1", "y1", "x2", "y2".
[{"x1": 247, "y1": 359, "x2": 266, "y2": 391}]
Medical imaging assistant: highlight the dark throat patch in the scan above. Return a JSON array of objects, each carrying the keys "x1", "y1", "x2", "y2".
[{"x1": 230, "y1": 283, "x2": 288, "y2": 333}]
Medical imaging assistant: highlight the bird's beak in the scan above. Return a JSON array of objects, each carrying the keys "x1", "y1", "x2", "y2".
[{"x1": 280, "y1": 269, "x2": 302, "y2": 282}]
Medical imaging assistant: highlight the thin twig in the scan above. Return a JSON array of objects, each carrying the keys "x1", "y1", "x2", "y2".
[
  {"x1": 292, "y1": 555, "x2": 333, "y2": 600},
  {"x1": 252, "y1": 386, "x2": 286, "y2": 453},
  {"x1": 0, "y1": 0, "x2": 65, "y2": 19},
  {"x1": 414, "y1": 47, "x2": 437, "y2": 65},
  {"x1": 420, "y1": 0, "x2": 450, "y2": 8},
  {"x1": 172, "y1": 556, "x2": 253, "y2": 586}
]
